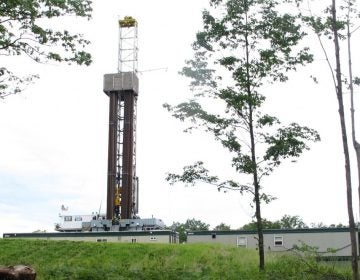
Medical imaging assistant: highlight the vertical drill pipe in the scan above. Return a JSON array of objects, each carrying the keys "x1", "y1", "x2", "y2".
[
  {"x1": 121, "y1": 91, "x2": 135, "y2": 219},
  {"x1": 106, "y1": 93, "x2": 118, "y2": 220}
]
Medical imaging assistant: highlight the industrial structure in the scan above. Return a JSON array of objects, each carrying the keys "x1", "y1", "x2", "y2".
[
  {"x1": 98, "y1": 16, "x2": 163, "y2": 231},
  {"x1": 3, "y1": 17, "x2": 168, "y2": 240},
  {"x1": 48, "y1": 16, "x2": 164, "y2": 233},
  {"x1": 3, "y1": 230, "x2": 178, "y2": 244},
  {"x1": 103, "y1": 16, "x2": 139, "y2": 220}
]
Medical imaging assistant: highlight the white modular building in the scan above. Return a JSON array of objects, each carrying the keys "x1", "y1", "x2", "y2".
[
  {"x1": 3, "y1": 230, "x2": 178, "y2": 244},
  {"x1": 187, "y1": 228, "x2": 357, "y2": 258}
]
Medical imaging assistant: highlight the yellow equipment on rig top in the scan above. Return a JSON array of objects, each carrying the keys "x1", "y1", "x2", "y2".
[{"x1": 119, "y1": 16, "x2": 137, "y2": 28}]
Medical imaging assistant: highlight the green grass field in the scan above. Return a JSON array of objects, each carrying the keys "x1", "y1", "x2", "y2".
[{"x1": 0, "y1": 239, "x2": 352, "y2": 279}]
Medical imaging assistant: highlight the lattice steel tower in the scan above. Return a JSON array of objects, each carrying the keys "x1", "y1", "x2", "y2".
[{"x1": 103, "y1": 17, "x2": 139, "y2": 220}]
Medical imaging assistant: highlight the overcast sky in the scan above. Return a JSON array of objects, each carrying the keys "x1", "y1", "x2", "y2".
[{"x1": 1, "y1": 0, "x2": 360, "y2": 236}]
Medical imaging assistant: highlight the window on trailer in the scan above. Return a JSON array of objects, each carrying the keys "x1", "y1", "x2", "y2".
[
  {"x1": 274, "y1": 236, "x2": 283, "y2": 247},
  {"x1": 237, "y1": 236, "x2": 247, "y2": 248}
]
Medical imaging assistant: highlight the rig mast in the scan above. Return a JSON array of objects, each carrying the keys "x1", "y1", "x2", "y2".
[{"x1": 103, "y1": 17, "x2": 139, "y2": 220}]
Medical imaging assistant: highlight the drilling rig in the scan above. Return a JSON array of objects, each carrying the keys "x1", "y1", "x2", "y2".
[
  {"x1": 100, "y1": 16, "x2": 164, "y2": 230},
  {"x1": 103, "y1": 16, "x2": 139, "y2": 221},
  {"x1": 54, "y1": 17, "x2": 165, "y2": 232}
]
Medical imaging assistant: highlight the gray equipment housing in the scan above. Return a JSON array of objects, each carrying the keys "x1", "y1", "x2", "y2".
[
  {"x1": 103, "y1": 72, "x2": 139, "y2": 94},
  {"x1": 90, "y1": 218, "x2": 165, "y2": 232}
]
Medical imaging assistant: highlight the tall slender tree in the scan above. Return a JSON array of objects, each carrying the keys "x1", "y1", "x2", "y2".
[
  {"x1": 165, "y1": 0, "x2": 319, "y2": 270},
  {"x1": 0, "y1": 0, "x2": 92, "y2": 98},
  {"x1": 299, "y1": 0, "x2": 359, "y2": 277},
  {"x1": 331, "y1": 2, "x2": 358, "y2": 277},
  {"x1": 345, "y1": 0, "x2": 360, "y2": 225}
]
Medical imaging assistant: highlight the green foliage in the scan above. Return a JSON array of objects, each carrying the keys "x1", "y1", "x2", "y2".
[
  {"x1": 289, "y1": 242, "x2": 351, "y2": 279},
  {"x1": 241, "y1": 215, "x2": 348, "y2": 230},
  {"x1": 266, "y1": 254, "x2": 351, "y2": 280},
  {"x1": 169, "y1": 218, "x2": 210, "y2": 243},
  {"x1": 353, "y1": 76, "x2": 360, "y2": 86},
  {"x1": 0, "y1": 67, "x2": 39, "y2": 98},
  {"x1": 213, "y1": 222, "x2": 231, "y2": 231},
  {"x1": 166, "y1": 0, "x2": 319, "y2": 196},
  {"x1": 0, "y1": 239, "x2": 352, "y2": 279},
  {"x1": 166, "y1": 161, "x2": 218, "y2": 186},
  {"x1": 166, "y1": 161, "x2": 253, "y2": 194},
  {"x1": 280, "y1": 214, "x2": 307, "y2": 229},
  {"x1": 166, "y1": 0, "x2": 320, "y2": 270},
  {"x1": 0, "y1": 0, "x2": 92, "y2": 98},
  {"x1": 241, "y1": 218, "x2": 282, "y2": 230},
  {"x1": 183, "y1": 218, "x2": 210, "y2": 231},
  {"x1": 301, "y1": 12, "x2": 347, "y2": 40},
  {"x1": 264, "y1": 123, "x2": 320, "y2": 166}
]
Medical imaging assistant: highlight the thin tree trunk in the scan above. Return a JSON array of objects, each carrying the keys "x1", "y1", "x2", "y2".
[
  {"x1": 244, "y1": 5, "x2": 265, "y2": 270},
  {"x1": 249, "y1": 93, "x2": 264, "y2": 271},
  {"x1": 332, "y1": 1, "x2": 359, "y2": 279},
  {"x1": 346, "y1": 1, "x2": 360, "y2": 224},
  {"x1": 253, "y1": 172, "x2": 265, "y2": 270},
  {"x1": 248, "y1": 100, "x2": 264, "y2": 270}
]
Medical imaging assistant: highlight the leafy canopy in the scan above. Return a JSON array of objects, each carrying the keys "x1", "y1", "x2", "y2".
[
  {"x1": 0, "y1": 0, "x2": 92, "y2": 98},
  {"x1": 165, "y1": 0, "x2": 320, "y2": 201},
  {"x1": 213, "y1": 222, "x2": 231, "y2": 231},
  {"x1": 242, "y1": 214, "x2": 307, "y2": 230}
]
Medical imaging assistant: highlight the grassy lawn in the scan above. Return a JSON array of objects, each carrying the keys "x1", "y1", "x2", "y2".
[{"x1": 0, "y1": 239, "x2": 352, "y2": 279}]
